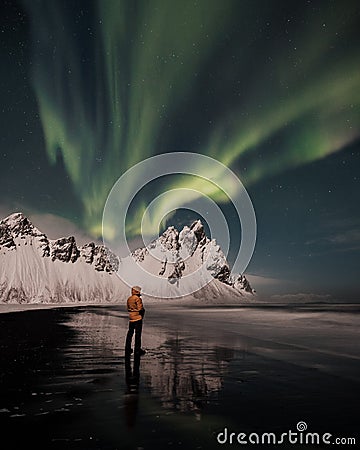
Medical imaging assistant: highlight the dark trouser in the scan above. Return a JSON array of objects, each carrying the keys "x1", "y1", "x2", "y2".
[{"x1": 125, "y1": 319, "x2": 143, "y2": 352}]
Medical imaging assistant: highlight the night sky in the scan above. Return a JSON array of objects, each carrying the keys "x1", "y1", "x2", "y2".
[{"x1": 1, "y1": 0, "x2": 359, "y2": 299}]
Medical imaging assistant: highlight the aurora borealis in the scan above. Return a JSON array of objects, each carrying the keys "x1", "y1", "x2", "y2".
[{"x1": 1, "y1": 0, "x2": 359, "y2": 297}]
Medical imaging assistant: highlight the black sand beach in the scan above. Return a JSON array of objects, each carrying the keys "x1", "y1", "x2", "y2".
[{"x1": 0, "y1": 303, "x2": 359, "y2": 449}]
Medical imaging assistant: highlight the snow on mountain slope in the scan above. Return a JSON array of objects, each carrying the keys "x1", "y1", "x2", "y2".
[
  {"x1": 0, "y1": 213, "x2": 254, "y2": 304},
  {"x1": 0, "y1": 213, "x2": 126, "y2": 303}
]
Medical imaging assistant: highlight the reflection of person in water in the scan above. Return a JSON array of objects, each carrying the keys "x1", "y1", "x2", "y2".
[
  {"x1": 125, "y1": 286, "x2": 146, "y2": 356},
  {"x1": 124, "y1": 352, "x2": 141, "y2": 429}
]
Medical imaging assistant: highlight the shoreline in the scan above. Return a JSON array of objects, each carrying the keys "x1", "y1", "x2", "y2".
[
  {"x1": 0, "y1": 302, "x2": 123, "y2": 314},
  {"x1": 1, "y1": 299, "x2": 359, "y2": 315},
  {"x1": 0, "y1": 295, "x2": 255, "y2": 314}
]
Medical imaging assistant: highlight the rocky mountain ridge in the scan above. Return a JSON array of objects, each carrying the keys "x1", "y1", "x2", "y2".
[
  {"x1": 131, "y1": 220, "x2": 253, "y2": 293},
  {"x1": 0, "y1": 213, "x2": 119, "y2": 272},
  {"x1": 0, "y1": 212, "x2": 254, "y2": 303}
]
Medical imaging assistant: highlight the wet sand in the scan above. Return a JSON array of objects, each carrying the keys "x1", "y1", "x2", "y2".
[{"x1": 0, "y1": 303, "x2": 359, "y2": 449}]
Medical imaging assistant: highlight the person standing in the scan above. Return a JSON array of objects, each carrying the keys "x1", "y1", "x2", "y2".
[{"x1": 125, "y1": 286, "x2": 146, "y2": 355}]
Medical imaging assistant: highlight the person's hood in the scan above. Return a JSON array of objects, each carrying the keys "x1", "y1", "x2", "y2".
[{"x1": 131, "y1": 286, "x2": 141, "y2": 295}]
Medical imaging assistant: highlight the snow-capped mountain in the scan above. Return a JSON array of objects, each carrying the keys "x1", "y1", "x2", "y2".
[
  {"x1": 121, "y1": 220, "x2": 254, "y2": 299},
  {"x1": 0, "y1": 212, "x2": 123, "y2": 303},
  {"x1": 0, "y1": 212, "x2": 254, "y2": 304}
]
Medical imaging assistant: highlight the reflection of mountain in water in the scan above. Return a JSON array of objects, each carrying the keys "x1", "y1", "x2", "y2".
[
  {"x1": 141, "y1": 339, "x2": 234, "y2": 414},
  {"x1": 63, "y1": 307, "x2": 233, "y2": 414}
]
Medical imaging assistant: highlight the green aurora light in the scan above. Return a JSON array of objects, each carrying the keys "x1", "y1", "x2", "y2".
[{"x1": 23, "y1": 0, "x2": 360, "y2": 237}]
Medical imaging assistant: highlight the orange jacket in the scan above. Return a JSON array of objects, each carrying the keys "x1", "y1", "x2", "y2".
[{"x1": 127, "y1": 294, "x2": 144, "y2": 322}]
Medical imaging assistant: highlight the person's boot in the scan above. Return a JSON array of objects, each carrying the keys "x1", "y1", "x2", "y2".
[{"x1": 134, "y1": 348, "x2": 146, "y2": 356}]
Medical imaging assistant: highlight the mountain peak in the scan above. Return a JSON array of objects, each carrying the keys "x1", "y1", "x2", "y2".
[
  {"x1": 3, "y1": 212, "x2": 26, "y2": 221},
  {"x1": 1, "y1": 212, "x2": 47, "y2": 239},
  {"x1": 157, "y1": 226, "x2": 180, "y2": 252},
  {"x1": 0, "y1": 212, "x2": 50, "y2": 255},
  {"x1": 190, "y1": 219, "x2": 203, "y2": 228},
  {"x1": 2, "y1": 212, "x2": 32, "y2": 232},
  {"x1": 189, "y1": 219, "x2": 206, "y2": 241}
]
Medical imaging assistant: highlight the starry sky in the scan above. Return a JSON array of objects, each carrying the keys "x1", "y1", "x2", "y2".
[{"x1": 0, "y1": 0, "x2": 359, "y2": 299}]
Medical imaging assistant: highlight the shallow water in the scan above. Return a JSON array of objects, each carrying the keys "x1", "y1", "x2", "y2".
[{"x1": 0, "y1": 304, "x2": 359, "y2": 449}]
